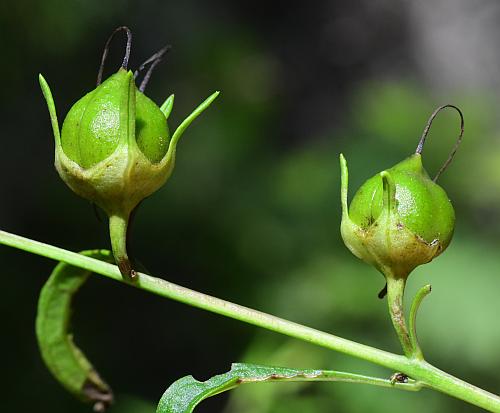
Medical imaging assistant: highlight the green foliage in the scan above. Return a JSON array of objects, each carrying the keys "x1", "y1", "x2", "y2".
[
  {"x1": 157, "y1": 364, "x2": 323, "y2": 413},
  {"x1": 156, "y1": 363, "x2": 419, "y2": 413},
  {"x1": 35, "y1": 250, "x2": 114, "y2": 410}
]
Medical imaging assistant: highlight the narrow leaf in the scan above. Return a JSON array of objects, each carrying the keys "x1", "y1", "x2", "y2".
[
  {"x1": 36, "y1": 250, "x2": 115, "y2": 411},
  {"x1": 157, "y1": 362, "x2": 421, "y2": 413}
]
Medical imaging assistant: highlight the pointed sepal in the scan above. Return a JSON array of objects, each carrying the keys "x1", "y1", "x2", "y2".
[
  {"x1": 160, "y1": 94, "x2": 174, "y2": 120},
  {"x1": 39, "y1": 74, "x2": 61, "y2": 148}
]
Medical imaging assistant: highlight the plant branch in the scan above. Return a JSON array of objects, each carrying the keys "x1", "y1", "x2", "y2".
[
  {"x1": 2, "y1": 229, "x2": 500, "y2": 411},
  {"x1": 0, "y1": 230, "x2": 403, "y2": 368}
]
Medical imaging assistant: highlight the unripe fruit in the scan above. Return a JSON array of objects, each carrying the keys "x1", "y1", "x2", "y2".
[
  {"x1": 340, "y1": 105, "x2": 463, "y2": 281},
  {"x1": 39, "y1": 27, "x2": 219, "y2": 278},
  {"x1": 60, "y1": 69, "x2": 170, "y2": 169},
  {"x1": 340, "y1": 153, "x2": 454, "y2": 279}
]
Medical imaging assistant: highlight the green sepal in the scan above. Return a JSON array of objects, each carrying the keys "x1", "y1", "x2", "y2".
[
  {"x1": 39, "y1": 74, "x2": 61, "y2": 149},
  {"x1": 152, "y1": 91, "x2": 219, "y2": 184},
  {"x1": 162, "y1": 91, "x2": 220, "y2": 166},
  {"x1": 160, "y1": 94, "x2": 175, "y2": 120}
]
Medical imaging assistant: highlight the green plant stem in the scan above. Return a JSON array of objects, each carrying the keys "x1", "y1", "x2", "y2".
[
  {"x1": 0, "y1": 230, "x2": 402, "y2": 368},
  {"x1": 109, "y1": 214, "x2": 132, "y2": 278},
  {"x1": 386, "y1": 277, "x2": 416, "y2": 358},
  {"x1": 1, "y1": 229, "x2": 500, "y2": 412}
]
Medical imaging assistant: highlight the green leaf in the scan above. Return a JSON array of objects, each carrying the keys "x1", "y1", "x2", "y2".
[
  {"x1": 156, "y1": 363, "x2": 322, "y2": 413},
  {"x1": 36, "y1": 250, "x2": 115, "y2": 410}
]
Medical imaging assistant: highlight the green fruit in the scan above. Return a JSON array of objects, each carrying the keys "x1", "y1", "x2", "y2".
[
  {"x1": 40, "y1": 60, "x2": 219, "y2": 278},
  {"x1": 340, "y1": 153, "x2": 455, "y2": 279},
  {"x1": 60, "y1": 69, "x2": 170, "y2": 169}
]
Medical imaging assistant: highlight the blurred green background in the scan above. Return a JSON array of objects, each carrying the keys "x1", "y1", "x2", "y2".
[{"x1": 2, "y1": 0, "x2": 500, "y2": 412}]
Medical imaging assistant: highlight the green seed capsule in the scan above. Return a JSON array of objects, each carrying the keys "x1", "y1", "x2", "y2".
[
  {"x1": 340, "y1": 153, "x2": 454, "y2": 279},
  {"x1": 39, "y1": 27, "x2": 219, "y2": 278},
  {"x1": 340, "y1": 105, "x2": 463, "y2": 280},
  {"x1": 60, "y1": 69, "x2": 170, "y2": 169}
]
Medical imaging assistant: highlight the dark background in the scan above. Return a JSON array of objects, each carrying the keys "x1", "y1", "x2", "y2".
[{"x1": 2, "y1": 1, "x2": 500, "y2": 412}]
